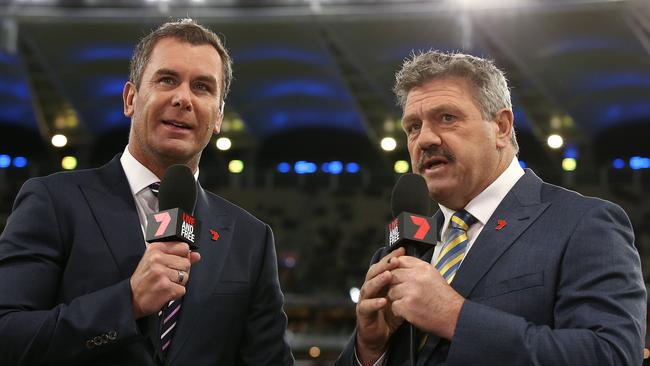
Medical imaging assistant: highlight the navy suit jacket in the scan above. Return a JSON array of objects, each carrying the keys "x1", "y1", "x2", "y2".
[
  {"x1": 0, "y1": 157, "x2": 294, "y2": 365},
  {"x1": 337, "y1": 170, "x2": 646, "y2": 365}
]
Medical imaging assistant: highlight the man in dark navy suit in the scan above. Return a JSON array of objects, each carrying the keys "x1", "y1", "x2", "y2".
[
  {"x1": 337, "y1": 50, "x2": 646, "y2": 366},
  {"x1": 0, "y1": 19, "x2": 294, "y2": 366}
]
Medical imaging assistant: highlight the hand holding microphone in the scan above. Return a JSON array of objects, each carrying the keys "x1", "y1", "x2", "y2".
[
  {"x1": 386, "y1": 174, "x2": 465, "y2": 342},
  {"x1": 130, "y1": 165, "x2": 202, "y2": 320},
  {"x1": 356, "y1": 173, "x2": 435, "y2": 365}
]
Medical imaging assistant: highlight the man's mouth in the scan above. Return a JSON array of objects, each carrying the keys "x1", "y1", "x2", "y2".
[
  {"x1": 420, "y1": 157, "x2": 448, "y2": 172},
  {"x1": 162, "y1": 120, "x2": 191, "y2": 129}
]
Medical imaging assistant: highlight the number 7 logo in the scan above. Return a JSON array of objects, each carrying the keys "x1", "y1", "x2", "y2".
[{"x1": 153, "y1": 212, "x2": 172, "y2": 236}]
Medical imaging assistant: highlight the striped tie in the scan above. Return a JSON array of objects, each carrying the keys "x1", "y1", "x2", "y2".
[
  {"x1": 160, "y1": 300, "x2": 182, "y2": 356},
  {"x1": 435, "y1": 210, "x2": 477, "y2": 284},
  {"x1": 149, "y1": 182, "x2": 182, "y2": 356}
]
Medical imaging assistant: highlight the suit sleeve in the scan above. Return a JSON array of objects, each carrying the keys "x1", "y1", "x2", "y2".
[
  {"x1": 446, "y1": 201, "x2": 647, "y2": 365},
  {"x1": 0, "y1": 178, "x2": 141, "y2": 365},
  {"x1": 336, "y1": 248, "x2": 390, "y2": 366},
  {"x1": 239, "y1": 224, "x2": 295, "y2": 365}
]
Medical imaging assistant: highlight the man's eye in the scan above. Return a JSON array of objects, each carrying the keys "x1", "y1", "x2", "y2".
[
  {"x1": 194, "y1": 83, "x2": 210, "y2": 92},
  {"x1": 405, "y1": 123, "x2": 421, "y2": 134},
  {"x1": 159, "y1": 77, "x2": 175, "y2": 85},
  {"x1": 441, "y1": 114, "x2": 456, "y2": 123}
]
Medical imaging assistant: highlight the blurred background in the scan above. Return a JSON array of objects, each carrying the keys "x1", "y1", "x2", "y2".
[{"x1": 0, "y1": 0, "x2": 649, "y2": 364}]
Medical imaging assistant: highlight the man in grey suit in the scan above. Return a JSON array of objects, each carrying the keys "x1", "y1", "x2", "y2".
[{"x1": 337, "y1": 51, "x2": 646, "y2": 365}]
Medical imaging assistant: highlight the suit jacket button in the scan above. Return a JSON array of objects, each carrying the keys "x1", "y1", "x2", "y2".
[
  {"x1": 108, "y1": 330, "x2": 117, "y2": 341},
  {"x1": 93, "y1": 336, "x2": 102, "y2": 346}
]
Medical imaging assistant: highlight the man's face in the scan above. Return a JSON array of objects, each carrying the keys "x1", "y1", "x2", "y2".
[
  {"x1": 123, "y1": 37, "x2": 223, "y2": 173},
  {"x1": 402, "y1": 77, "x2": 510, "y2": 209}
]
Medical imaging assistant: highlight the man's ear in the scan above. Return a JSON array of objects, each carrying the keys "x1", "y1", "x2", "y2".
[
  {"x1": 123, "y1": 81, "x2": 136, "y2": 118},
  {"x1": 213, "y1": 101, "x2": 224, "y2": 135},
  {"x1": 494, "y1": 108, "x2": 514, "y2": 149}
]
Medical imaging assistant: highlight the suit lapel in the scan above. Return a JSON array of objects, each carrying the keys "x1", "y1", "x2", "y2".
[
  {"x1": 78, "y1": 157, "x2": 163, "y2": 360},
  {"x1": 165, "y1": 185, "x2": 235, "y2": 365},
  {"x1": 451, "y1": 171, "x2": 549, "y2": 299},
  {"x1": 416, "y1": 170, "x2": 550, "y2": 366},
  {"x1": 79, "y1": 157, "x2": 145, "y2": 280}
]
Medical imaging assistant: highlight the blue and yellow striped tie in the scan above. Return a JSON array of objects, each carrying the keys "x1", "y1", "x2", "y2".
[{"x1": 435, "y1": 210, "x2": 477, "y2": 284}]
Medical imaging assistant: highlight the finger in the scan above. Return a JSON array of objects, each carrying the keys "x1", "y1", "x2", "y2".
[
  {"x1": 161, "y1": 254, "x2": 192, "y2": 273},
  {"x1": 386, "y1": 283, "x2": 406, "y2": 302},
  {"x1": 357, "y1": 297, "x2": 387, "y2": 317},
  {"x1": 189, "y1": 251, "x2": 201, "y2": 265},
  {"x1": 154, "y1": 241, "x2": 191, "y2": 257},
  {"x1": 360, "y1": 270, "x2": 392, "y2": 300},
  {"x1": 390, "y1": 299, "x2": 406, "y2": 319},
  {"x1": 389, "y1": 268, "x2": 413, "y2": 284},
  {"x1": 170, "y1": 268, "x2": 189, "y2": 286},
  {"x1": 391, "y1": 255, "x2": 428, "y2": 269},
  {"x1": 365, "y1": 248, "x2": 405, "y2": 282}
]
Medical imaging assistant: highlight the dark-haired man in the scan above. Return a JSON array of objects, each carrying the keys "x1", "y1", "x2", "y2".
[
  {"x1": 337, "y1": 50, "x2": 646, "y2": 365},
  {"x1": 0, "y1": 19, "x2": 294, "y2": 366}
]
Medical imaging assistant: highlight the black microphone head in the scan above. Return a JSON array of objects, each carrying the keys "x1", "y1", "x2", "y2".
[
  {"x1": 158, "y1": 164, "x2": 197, "y2": 214},
  {"x1": 391, "y1": 173, "x2": 430, "y2": 217}
]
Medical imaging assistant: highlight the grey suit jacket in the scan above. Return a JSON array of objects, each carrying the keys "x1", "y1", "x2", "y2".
[
  {"x1": 0, "y1": 156, "x2": 294, "y2": 365},
  {"x1": 337, "y1": 170, "x2": 646, "y2": 366}
]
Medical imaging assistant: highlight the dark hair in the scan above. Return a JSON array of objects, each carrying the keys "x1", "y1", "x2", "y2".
[{"x1": 129, "y1": 18, "x2": 233, "y2": 103}]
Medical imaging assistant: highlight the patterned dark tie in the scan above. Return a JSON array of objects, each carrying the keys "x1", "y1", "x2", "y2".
[
  {"x1": 148, "y1": 182, "x2": 182, "y2": 357},
  {"x1": 435, "y1": 210, "x2": 477, "y2": 283},
  {"x1": 148, "y1": 182, "x2": 160, "y2": 197}
]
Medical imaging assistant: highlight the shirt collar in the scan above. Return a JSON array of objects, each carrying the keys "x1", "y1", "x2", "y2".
[
  {"x1": 439, "y1": 156, "x2": 525, "y2": 226},
  {"x1": 119, "y1": 146, "x2": 199, "y2": 196}
]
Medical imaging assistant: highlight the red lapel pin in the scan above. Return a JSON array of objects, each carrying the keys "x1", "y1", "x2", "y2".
[
  {"x1": 210, "y1": 229, "x2": 220, "y2": 241},
  {"x1": 495, "y1": 219, "x2": 507, "y2": 230}
]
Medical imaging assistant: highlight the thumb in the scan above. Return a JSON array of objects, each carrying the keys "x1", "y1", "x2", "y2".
[{"x1": 189, "y1": 251, "x2": 201, "y2": 265}]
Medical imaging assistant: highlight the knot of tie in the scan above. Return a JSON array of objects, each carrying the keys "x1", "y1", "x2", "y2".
[
  {"x1": 435, "y1": 209, "x2": 476, "y2": 283},
  {"x1": 148, "y1": 182, "x2": 160, "y2": 197}
]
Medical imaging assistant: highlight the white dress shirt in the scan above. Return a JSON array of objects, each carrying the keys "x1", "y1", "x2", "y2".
[
  {"x1": 119, "y1": 146, "x2": 199, "y2": 240},
  {"x1": 432, "y1": 156, "x2": 525, "y2": 266}
]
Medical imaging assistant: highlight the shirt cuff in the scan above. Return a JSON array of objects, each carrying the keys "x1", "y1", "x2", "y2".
[{"x1": 354, "y1": 346, "x2": 387, "y2": 366}]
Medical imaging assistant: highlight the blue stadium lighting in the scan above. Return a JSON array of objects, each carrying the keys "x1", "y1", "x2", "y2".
[
  {"x1": 253, "y1": 79, "x2": 345, "y2": 100},
  {"x1": 629, "y1": 156, "x2": 650, "y2": 170},
  {"x1": 345, "y1": 162, "x2": 360, "y2": 174},
  {"x1": 104, "y1": 108, "x2": 130, "y2": 126},
  {"x1": 0, "y1": 52, "x2": 17, "y2": 65},
  {"x1": 277, "y1": 162, "x2": 291, "y2": 173},
  {"x1": 540, "y1": 37, "x2": 624, "y2": 57},
  {"x1": 518, "y1": 160, "x2": 527, "y2": 169},
  {"x1": 294, "y1": 161, "x2": 317, "y2": 174},
  {"x1": 0, "y1": 155, "x2": 10, "y2": 168},
  {"x1": 94, "y1": 76, "x2": 128, "y2": 98},
  {"x1": 321, "y1": 162, "x2": 330, "y2": 173},
  {"x1": 0, "y1": 104, "x2": 34, "y2": 124},
  {"x1": 0, "y1": 78, "x2": 30, "y2": 100},
  {"x1": 12, "y1": 156, "x2": 27, "y2": 168},
  {"x1": 581, "y1": 73, "x2": 650, "y2": 93},
  {"x1": 73, "y1": 44, "x2": 133, "y2": 63},
  {"x1": 233, "y1": 46, "x2": 330, "y2": 66},
  {"x1": 328, "y1": 161, "x2": 343, "y2": 175},
  {"x1": 612, "y1": 159, "x2": 625, "y2": 170},
  {"x1": 563, "y1": 146, "x2": 579, "y2": 159}
]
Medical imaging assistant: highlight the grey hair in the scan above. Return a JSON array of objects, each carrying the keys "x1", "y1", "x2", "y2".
[
  {"x1": 394, "y1": 50, "x2": 518, "y2": 152},
  {"x1": 129, "y1": 18, "x2": 233, "y2": 104}
]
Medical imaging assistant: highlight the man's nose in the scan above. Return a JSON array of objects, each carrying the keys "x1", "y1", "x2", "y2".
[
  {"x1": 171, "y1": 83, "x2": 193, "y2": 112},
  {"x1": 417, "y1": 123, "x2": 441, "y2": 150}
]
